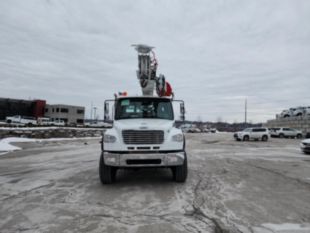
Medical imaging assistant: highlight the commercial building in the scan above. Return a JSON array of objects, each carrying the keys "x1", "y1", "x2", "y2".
[
  {"x1": 0, "y1": 97, "x2": 45, "y2": 120},
  {"x1": 265, "y1": 116, "x2": 310, "y2": 134},
  {"x1": 44, "y1": 104, "x2": 85, "y2": 125}
]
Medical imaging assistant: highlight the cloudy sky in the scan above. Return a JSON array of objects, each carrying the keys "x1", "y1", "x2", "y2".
[{"x1": 0, "y1": 0, "x2": 309, "y2": 123}]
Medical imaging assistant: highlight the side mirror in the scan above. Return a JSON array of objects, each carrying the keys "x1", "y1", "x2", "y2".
[
  {"x1": 180, "y1": 102, "x2": 185, "y2": 121},
  {"x1": 104, "y1": 100, "x2": 115, "y2": 124},
  {"x1": 173, "y1": 100, "x2": 185, "y2": 122}
]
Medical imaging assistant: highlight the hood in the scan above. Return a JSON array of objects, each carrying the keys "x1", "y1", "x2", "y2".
[
  {"x1": 114, "y1": 119, "x2": 174, "y2": 131},
  {"x1": 302, "y1": 138, "x2": 310, "y2": 143}
]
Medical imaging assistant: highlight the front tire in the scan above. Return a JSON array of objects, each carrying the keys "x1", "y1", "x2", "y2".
[
  {"x1": 296, "y1": 134, "x2": 302, "y2": 139},
  {"x1": 172, "y1": 152, "x2": 188, "y2": 183},
  {"x1": 262, "y1": 135, "x2": 268, "y2": 141},
  {"x1": 99, "y1": 153, "x2": 116, "y2": 184},
  {"x1": 243, "y1": 135, "x2": 250, "y2": 141}
]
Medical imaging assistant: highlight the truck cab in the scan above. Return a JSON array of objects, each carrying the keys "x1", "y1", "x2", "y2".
[{"x1": 99, "y1": 96, "x2": 187, "y2": 184}]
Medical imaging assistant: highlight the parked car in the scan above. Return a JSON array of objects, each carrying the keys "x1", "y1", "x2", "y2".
[
  {"x1": 271, "y1": 128, "x2": 303, "y2": 139},
  {"x1": 304, "y1": 107, "x2": 310, "y2": 117},
  {"x1": 280, "y1": 109, "x2": 291, "y2": 118},
  {"x1": 269, "y1": 128, "x2": 280, "y2": 137},
  {"x1": 293, "y1": 107, "x2": 305, "y2": 117},
  {"x1": 188, "y1": 127, "x2": 201, "y2": 133},
  {"x1": 202, "y1": 128, "x2": 210, "y2": 133},
  {"x1": 210, "y1": 128, "x2": 217, "y2": 133},
  {"x1": 5, "y1": 115, "x2": 37, "y2": 126},
  {"x1": 280, "y1": 108, "x2": 297, "y2": 118},
  {"x1": 300, "y1": 139, "x2": 310, "y2": 154},
  {"x1": 235, "y1": 128, "x2": 269, "y2": 141},
  {"x1": 37, "y1": 117, "x2": 51, "y2": 126},
  {"x1": 280, "y1": 106, "x2": 310, "y2": 118},
  {"x1": 50, "y1": 119, "x2": 65, "y2": 126},
  {"x1": 37, "y1": 117, "x2": 65, "y2": 126}
]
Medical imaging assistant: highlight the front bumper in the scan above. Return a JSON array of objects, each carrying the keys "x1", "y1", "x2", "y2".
[
  {"x1": 103, "y1": 151, "x2": 185, "y2": 167},
  {"x1": 300, "y1": 144, "x2": 310, "y2": 153}
]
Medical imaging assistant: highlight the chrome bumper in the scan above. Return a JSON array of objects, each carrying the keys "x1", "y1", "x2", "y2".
[{"x1": 103, "y1": 151, "x2": 185, "y2": 167}]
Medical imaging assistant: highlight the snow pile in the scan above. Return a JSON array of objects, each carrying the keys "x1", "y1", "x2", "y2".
[
  {"x1": 0, "y1": 137, "x2": 35, "y2": 154},
  {"x1": 0, "y1": 137, "x2": 100, "y2": 155}
]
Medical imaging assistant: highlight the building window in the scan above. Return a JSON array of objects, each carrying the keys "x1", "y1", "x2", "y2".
[
  {"x1": 77, "y1": 109, "x2": 84, "y2": 114},
  {"x1": 45, "y1": 108, "x2": 48, "y2": 113},
  {"x1": 56, "y1": 108, "x2": 59, "y2": 112},
  {"x1": 52, "y1": 108, "x2": 54, "y2": 112},
  {"x1": 77, "y1": 119, "x2": 84, "y2": 124},
  {"x1": 60, "y1": 118, "x2": 68, "y2": 123},
  {"x1": 61, "y1": 108, "x2": 68, "y2": 113}
]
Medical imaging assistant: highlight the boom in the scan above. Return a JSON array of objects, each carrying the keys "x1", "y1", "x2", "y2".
[{"x1": 132, "y1": 44, "x2": 173, "y2": 97}]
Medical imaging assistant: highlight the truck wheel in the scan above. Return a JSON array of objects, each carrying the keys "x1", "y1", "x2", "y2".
[
  {"x1": 173, "y1": 152, "x2": 188, "y2": 183},
  {"x1": 243, "y1": 135, "x2": 249, "y2": 141},
  {"x1": 262, "y1": 135, "x2": 268, "y2": 141},
  {"x1": 99, "y1": 153, "x2": 116, "y2": 184}
]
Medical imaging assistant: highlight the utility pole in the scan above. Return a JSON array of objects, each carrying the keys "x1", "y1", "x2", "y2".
[
  {"x1": 93, "y1": 107, "x2": 97, "y2": 123},
  {"x1": 245, "y1": 98, "x2": 247, "y2": 127},
  {"x1": 90, "y1": 102, "x2": 93, "y2": 122}
]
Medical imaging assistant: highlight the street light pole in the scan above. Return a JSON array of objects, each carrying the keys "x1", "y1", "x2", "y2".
[
  {"x1": 90, "y1": 102, "x2": 93, "y2": 122},
  {"x1": 245, "y1": 98, "x2": 247, "y2": 127},
  {"x1": 93, "y1": 107, "x2": 97, "y2": 123}
]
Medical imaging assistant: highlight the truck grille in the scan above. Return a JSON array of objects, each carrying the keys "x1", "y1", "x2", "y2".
[{"x1": 122, "y1": 130, "x2": 164, "y2": 145}]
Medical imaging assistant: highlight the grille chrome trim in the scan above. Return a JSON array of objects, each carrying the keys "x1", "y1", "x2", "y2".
[{"x1": 122, "y1": 130, "x2": 164, "y2": 145}]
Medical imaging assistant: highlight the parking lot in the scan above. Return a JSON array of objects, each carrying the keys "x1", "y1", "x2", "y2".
[{"x1": 1, "y1": 133, "x2": 310, "y2": 233}]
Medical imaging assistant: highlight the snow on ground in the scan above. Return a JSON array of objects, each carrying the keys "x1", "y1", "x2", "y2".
[
  {"x1": 0, "y1": 127, "x2": 104, "y2": 131},
  {"x1": 0, "y1": 137, "x2": 101, "y2": 155},
  {"x1": 0, "y1": 138, "x2": 35, "y2": 154},
  {"x1": 253, "y1": 223, "x2": 310, "y2": 233}
]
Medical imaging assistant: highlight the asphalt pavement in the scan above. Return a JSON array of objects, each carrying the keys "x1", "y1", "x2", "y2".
[{"x1": 1, "y1": 134, "x2": 310, "y2": 233}]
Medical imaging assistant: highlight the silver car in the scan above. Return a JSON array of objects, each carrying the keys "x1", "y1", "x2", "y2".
[{"x1": 300, "y1": 139, "x2": 310, "y2": 154}]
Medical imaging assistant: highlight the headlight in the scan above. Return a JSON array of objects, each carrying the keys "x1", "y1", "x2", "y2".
[
  {"x1": 103, "y1": 134, "x2": 116, "y2": 143},
  {"x1": 172, "y1": 134, "x2": 183, "y2": 142}
]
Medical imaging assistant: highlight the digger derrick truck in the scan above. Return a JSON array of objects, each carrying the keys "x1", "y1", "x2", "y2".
[{"x1": 99, "y1": 45, "x2": 187, "y2": 184}]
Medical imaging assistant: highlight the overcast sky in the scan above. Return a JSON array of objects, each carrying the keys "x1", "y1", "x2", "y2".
[{"x1": 0, "y1": 0, "x2": 309, "y2": 123}]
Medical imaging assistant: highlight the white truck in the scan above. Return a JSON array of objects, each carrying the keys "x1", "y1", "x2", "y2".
[
  {"x1": 5, "y1": 115, "x2": 37, "y2": 126},
  {"x1": 99, "y1": 45, "x2": 187, "y2": 184}
]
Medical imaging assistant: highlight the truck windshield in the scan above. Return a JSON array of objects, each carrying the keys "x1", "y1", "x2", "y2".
[{"x1": 115, "y1": 98, "x2": 173, "y2": 120}]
